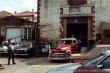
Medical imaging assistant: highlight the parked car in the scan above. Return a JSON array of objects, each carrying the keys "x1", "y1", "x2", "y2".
[
  {"x1": 49, "y1": 38, "x2": 78, "y2": 61},
  {"x1": 46, "y1": 50, "x2": 110, "y2": 73},
  {"x1": 70, "y1": 44, "x2": 110, "y2": 63},
  {"x1": 14, "y1": 41, "x2": 36, "y2": 57},
  {"x1": 0, "y1": 40, "x2": 19, "y2": 53}
]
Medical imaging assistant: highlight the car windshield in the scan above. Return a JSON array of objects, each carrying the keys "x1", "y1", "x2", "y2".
[
  {"x1": 85, "y1": 44, "x2": 96, "y2": 54},
  {"x1": 82, "y1": 53, "x2": 106, "y2": 67},
  {"x1": 58, "y1": 40, "x2": 72, "y2": 45}
]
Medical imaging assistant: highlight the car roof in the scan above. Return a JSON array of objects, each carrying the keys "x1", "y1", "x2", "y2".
[{"x1": 60, "y1": 38, "x2": 77, "y2": 41}]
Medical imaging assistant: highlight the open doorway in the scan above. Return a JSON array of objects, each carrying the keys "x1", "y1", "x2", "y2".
[{"x1": 66, "y1": 17, "x2": 88, "y2": 47}]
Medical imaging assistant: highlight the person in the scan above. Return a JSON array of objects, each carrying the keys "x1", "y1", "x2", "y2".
[
  {"x1": 77, "y1": 38, "x2": 82, "y2": 53},
  {"x1": 71, "y1": 34, "x2": 75, "y2": 38},
  {"x1": 97, "y1": 38, "x2": 103, "y2": 45},
  {"x1": 0, "y1": 64, "x2": 4, "y2": 69},
  {"x1": 0, "y1": 34, "x2": 5, "y2": 45},
  {"x1": 0, "y1": 34, "x2": 5, "y2": 69},
  {"x1": 3, "y1": 39, "x2": 16, "y2": 65}
]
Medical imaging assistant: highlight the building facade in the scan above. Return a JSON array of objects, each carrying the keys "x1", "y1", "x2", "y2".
[
  {"x1": 38, "y1": 0, "x2": 110, "y2": 46},
  {"x1": 12, "y1": 11, "x2": 37, "y2": 22},
  {"x1": 0, "y1": 10, "x2": 37, "y2": 43}
]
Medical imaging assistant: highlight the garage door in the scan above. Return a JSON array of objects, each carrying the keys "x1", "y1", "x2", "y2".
[{"x1": 6, "y1": 28, "x2": 21, "y2": 43}]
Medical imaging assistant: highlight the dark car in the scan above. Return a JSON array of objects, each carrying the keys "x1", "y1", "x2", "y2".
[
  {"x1": 14, "y1": 42, "x2": 36, "y2": 57},
  {"x1": 46, "y1": 50, "x2": 110, "y2": 73}
]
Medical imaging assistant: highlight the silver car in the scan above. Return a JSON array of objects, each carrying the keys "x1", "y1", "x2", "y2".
[{"x1": 0, "y1": 40, "x2": 19, "y2": 53}]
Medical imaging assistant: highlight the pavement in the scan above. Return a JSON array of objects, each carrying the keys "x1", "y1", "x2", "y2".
[{"x1": 0, "y1": 56, "x2": 68, "y2": 73}]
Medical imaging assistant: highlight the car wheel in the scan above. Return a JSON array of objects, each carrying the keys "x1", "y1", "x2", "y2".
[{"x1": 27, "y1": 49, "x2": 31, "y2": 57}]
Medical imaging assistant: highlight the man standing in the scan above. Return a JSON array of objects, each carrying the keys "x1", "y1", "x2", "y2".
[
  {"x1": 5, "y1": 39, "x2": 16, "y2": 65},
  {"x1": 77, "y1": 38, "x2": 82, "y2": 53},
  {"x1": 0, "y1": 34, "x2": 5, "y2": 45}
]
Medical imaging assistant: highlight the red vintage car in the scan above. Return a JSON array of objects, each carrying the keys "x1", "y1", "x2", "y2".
[{"x1": 49, "y1": 38, "x2": 78, "y2": 61}]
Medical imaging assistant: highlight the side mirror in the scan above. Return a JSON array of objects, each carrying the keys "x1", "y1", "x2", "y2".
[{"x1": 96, "y1": 65, "x2": 104, "y2": 69}]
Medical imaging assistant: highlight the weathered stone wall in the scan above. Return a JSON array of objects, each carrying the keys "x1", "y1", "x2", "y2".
[
  {"x1": 40, "y1": 0, "x2": 110, "y2": 40},
  {"x1": 40, "y1": 0, "x2": 60, "y2": 40},
  {"x1": 88, "y1": 0, "x2": 110, "y2": 33}
]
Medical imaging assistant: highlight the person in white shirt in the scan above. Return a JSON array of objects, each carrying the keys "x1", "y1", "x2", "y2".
[{"x1": 6, "y1": 39, "x2": 16, "y2": 65}]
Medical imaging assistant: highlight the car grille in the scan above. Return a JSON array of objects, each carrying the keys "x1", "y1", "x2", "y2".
[
  {"x1": 49, "y1": 53, "x2": 68, "y2": 58},
  {"x1": 15, "y1": 49, "x2": 27, "y2": 54}
]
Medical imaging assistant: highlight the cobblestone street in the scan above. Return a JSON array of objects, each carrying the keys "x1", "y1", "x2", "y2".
[{"x1": 0, "y1": 55, "x2": 69, "y2": 73}]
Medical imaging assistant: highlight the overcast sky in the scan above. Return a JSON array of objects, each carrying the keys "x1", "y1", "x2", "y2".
[{"x1": 0, "y1": 0, "x2": 37, "y2": 13}]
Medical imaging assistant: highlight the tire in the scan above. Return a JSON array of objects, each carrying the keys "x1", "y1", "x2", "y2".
[{"x1": 27, "y1": 49, "x2": 31, "y2": 57}]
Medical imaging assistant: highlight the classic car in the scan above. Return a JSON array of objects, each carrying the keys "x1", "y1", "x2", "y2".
[
  {"x1": 70, "y1": 44, "x2": 110, "y2": 63},
  {"x1": 46, "y1": 50, "x2": 110, "y2": 73},
  {"x1": 49, "y1": 38, "x2": 78, "y2": 61},
  {"x1": 0, "y1": 40, "x2": 18, "y2": 53},
  {"x1": 14, "y1": 41, "x2": 36, "y2": 57}
]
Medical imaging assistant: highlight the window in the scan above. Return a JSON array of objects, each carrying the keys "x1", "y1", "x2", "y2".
[
  {"x1": 69, "y1": 0, "x2": 85, "y2": 6},
  {"x1": 22, "y1": 28, "x2": 32, "y2": 39}
]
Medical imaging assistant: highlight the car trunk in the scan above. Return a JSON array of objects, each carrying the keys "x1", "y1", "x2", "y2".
[{"x1": 71, "y1": 53, "x2": 90, "y2": 63}]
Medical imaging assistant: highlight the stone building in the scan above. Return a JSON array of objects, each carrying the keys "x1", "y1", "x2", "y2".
[{"x1": 37, "y1": 0, "x2": 110, "y2": 46}]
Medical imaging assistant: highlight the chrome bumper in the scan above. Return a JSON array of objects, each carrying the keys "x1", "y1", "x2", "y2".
[{"x1": 49, "y1": 53, "x2": 70, "y2": 60}]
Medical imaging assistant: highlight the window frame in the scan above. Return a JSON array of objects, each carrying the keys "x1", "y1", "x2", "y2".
[{"x1": 22, "y1": 28, "x2": 32, "y2": 39}]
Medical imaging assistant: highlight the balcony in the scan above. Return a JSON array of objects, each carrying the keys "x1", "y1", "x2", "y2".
[{"x1": 61, "y1": 5, "x2": 93, "y2": 17}]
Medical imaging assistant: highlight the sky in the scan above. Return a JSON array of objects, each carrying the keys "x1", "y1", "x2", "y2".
[{"x1": 0, "y1": 0, "x2": 37, "y2": 13}]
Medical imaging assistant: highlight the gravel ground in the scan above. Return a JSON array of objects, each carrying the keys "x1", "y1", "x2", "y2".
[{"x1": 0, "y1": 56, "x2": 69, "y2": 73}]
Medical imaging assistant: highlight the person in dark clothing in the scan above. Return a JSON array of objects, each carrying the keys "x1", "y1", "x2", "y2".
[
  {"x1": 0, "y1": 34, "x2": 5, "y2": 69},
  {"x1": 0, "y1": 64, "x2": 4, "y2": 69},
  {"x1": 3, "y1": 39, "x2": 16, "y2": 65},
  {"x1": 77, "y1": 38, "x2": 82, "y2": 53},
  {"x1": 0, "y1": 34, "x2": 5, "y2": 45}
]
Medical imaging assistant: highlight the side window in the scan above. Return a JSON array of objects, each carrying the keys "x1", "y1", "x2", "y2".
[
  {"x1": 73, "y1": 40, "x2": 76, "y2": 44},
  {"x1": 69, "y1": 0, "x2": 85, "y2": 6},
  {"x1": 99, "y1": 56, "x2": 110, "y2": 69}
]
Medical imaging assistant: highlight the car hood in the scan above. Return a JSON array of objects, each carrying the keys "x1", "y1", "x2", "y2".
[
  {"x1": 46, "y1": 63, "x2": 81, "y2": 73},
  {"x1": 73, "y1": 66, "x2": 110, "y2": 73},
  {"x1": 71, "y1": 53, "x2": 90, "y2": 59},
  {"x1": 51, "y1": 45, "x2": 71, "y2": 53},
  {"x1": 16, "y1": 47, "x2": 29, "y2": 50}
]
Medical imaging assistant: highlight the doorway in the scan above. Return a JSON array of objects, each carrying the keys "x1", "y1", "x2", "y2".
[{"x1": 66, "y1": 17, "x2": 88, "y2": 47}]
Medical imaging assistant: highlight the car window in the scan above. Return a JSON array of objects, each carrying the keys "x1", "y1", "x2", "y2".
[
  {"x1": 100, "y1": 56, "x2": 110, "y2": 64},
  {"x1": 65, "y1": 40, "x2": 72, "y2": 44},
  {"x1": 58, "y1": 40, "x2": 72, "y2": 45},
  {"x1": 99, "y1": 56, "x2": 110, "y2": 69},
  {"x1": 58, "y1": 40, "x2": 65, "y2": 45},
  {"x1": 82, "y1": 53, "x2": 106, "y2": 67}
]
